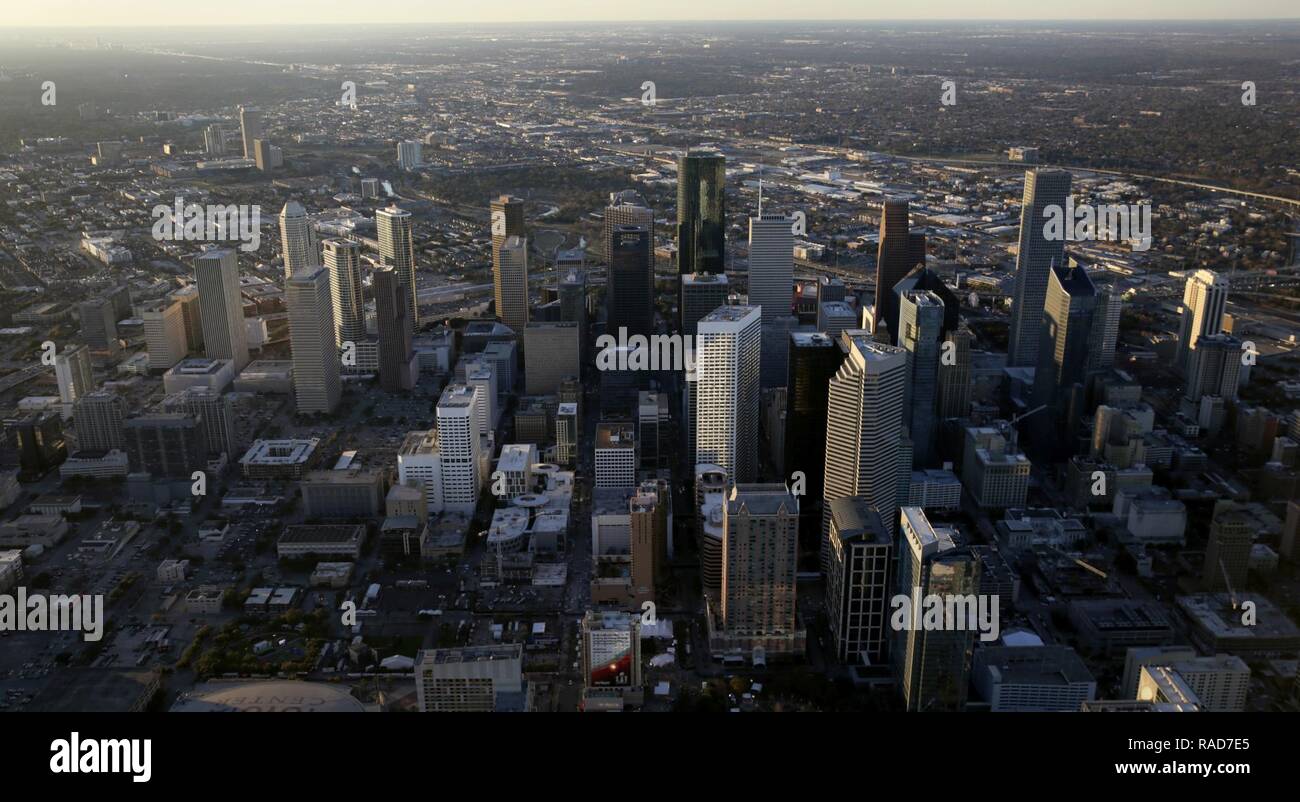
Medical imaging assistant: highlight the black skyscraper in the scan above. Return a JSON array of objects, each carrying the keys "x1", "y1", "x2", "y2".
[{"x1": 607, "y1": 225, "x2": 655, "y2": 338}]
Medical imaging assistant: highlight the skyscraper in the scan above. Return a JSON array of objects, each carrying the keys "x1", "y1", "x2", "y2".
[
  {"x1": 937, "y1": 328, "x2": 974, "y2": 420},
  {"x1": 123, "y1": 414, "x2": 209, "y2": 478},
  {"x1": 677, "y1": 149, "x2": 726, "y2": 277},
  {"x1": 54, "y1": 344, "x2": 95, "y2": 407},
  {"x1": 489, "y1": 194, "x2": 525, "y2": 258},
  {"x1": 1176, "y1": 269, "x2": 1229, "y2": 374},
  {"x1": 238, "y1": 105, "x2": 263, "y2": 159},
  {"x1": 822, "y1": 334, "x2": 907, "y2": 572},
  {"x1": 78, "y1": 298, "x2": 119, "y2": 351},
  {"x1": 826, "y1": 497, "x2": 892, "y2": 665},
  {"x1": 374, "y1": 267, "x2": 415, "y2": 392},
  {"x1": 287, "y1": 267, "x2": 341, "y2": 414},
  {"x1": 376, "y1": 205, "x2": 418, "y2": 328},
  {"x1": 720, "y1": 484, "x2": 800, "y2": 656},
  {"x1": 1202, "y1": 501, "x2": 1252, "y2": 592},
  {"x1": 1185, "y1": 333, "x2": 1243, "y2": 404},
  {"x1": 896, "y1": 507, "x2": 981, "y2": 712},
  {"x1": 695, "y1": 306, "x2": 761, "y2": 487},
  {"x1": 748, "y1": 212, "x2": 794, "y2": 318},
  {"x1": 784, "y1": 332, "x2": 845, "y2": 530},
  {"x1": 436, "y1": 383, "x2": 485, "y2": 515},
  {"x1": 170, "y1": 285, "x2": 204, "y2": 354},
  {"x1": 606, "y1": 225, "x2": 654, "y2": 338},
  {"x1": 322, "y1": 238, "x2": 365, "y2": 347},
  {"x1": 604, "y1": 190, "x2": 653, "y2": 265},
  {"x1": 680, "y1": 273, "x2": 729, "y2": 337},
  {"x1": 193, "y1": 249, "x2": 250, "y2": 372},
  {"x1": 140, "y1": 297, "x2": 187, "y2": 371},
  {"x1": 162, "y1": 388, "x2": 237, "y2": 460},
  {"x1": 900, "y1": 290, "x2": 945, "y2": 468},
  {"x1": 278, "y1": 200, "x2": 319, "y2": 281},
  {"x1": 72, "y1": 390, "x2": 125, "y2": 452},
  {"x1": 495, "y1": 235, "x2": 530, "y2": 333},
  {"x1": 1034, "y1": 263, "x2": 1099, "y2": 413},
  {"x1": 874, "y1": 198, "x2": 927, "y2": 344},
  {"x1": 1007, "y1": 169, "x2": 1072, "y2": 367}
]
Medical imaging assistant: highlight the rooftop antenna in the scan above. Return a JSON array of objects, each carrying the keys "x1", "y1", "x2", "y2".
[{"x1": 757, "y1": 165, "x2": 764, "y2": 217}]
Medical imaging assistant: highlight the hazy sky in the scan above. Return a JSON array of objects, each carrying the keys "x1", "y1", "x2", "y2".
[{"x1": 2, "y1": 0, "x2": 1296, "y2": 26}]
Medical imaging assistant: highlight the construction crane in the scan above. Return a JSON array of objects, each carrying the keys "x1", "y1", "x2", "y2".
[
  {"x1": 1005, "y1": 403, "x2": 1048, "y2": 454},
  {"x1": 1048, "y1": 545, "x2": 1108, "y2": 580},
  {"x1": 1220, "y1": 558, "x2": 1240, "y2": 610}
]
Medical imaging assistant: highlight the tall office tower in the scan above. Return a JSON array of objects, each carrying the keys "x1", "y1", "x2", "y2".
[
  {"x1": 123, "y1": 414, "x2": 209, "y2": 478},
  {"x1": 720, "y1": 484, "x2": 800, "y2": 654},
  {"x1": 140, "y1": 297, "x2": 187, "y2": 370},
  {"x1": 1007, "y1": 169, "x2": 1072, "y2": 367},
  {"x1": 760, "y1": 315, "x2": 797, "y2": 390},
  {"x1": 397, "y1": 140, "x2": 422, "y2": 171},
  {"x1": 78, "y1": 298, "x2": 118, "y2": 350},
  {"x1": 1176, "y1": 269, "x2": 1229, "y2": 374},
  {"x1": 581, "y1": 611, "x2": 643, "y2": 691},
  {"x1": 637, "y1": 391, "x2": 666, "y2": 470},
  {"x1": 374, "y1": 267, "x2": 416, "y2": 392},
  {"x1": 606, "y1": 225, "x2": 654, "y2": 338},
  {"x1": 784, "y1": 333, "x2": 846, "y2": 523},
  {"x1": 1034, "y1": 263, "x2": 1099, "y2": 412},
  {"x1": 822, "y1": 334, "x2": 907, "y2": 573},
  {"x1": 748, "y1": 212, "x2": 794, "y2": 318},
  {"x1": 892, "y1": 266, "x2": 960, "y2": 333},
  {"x1": 558, "y1": 268, "x2": 588, "y2": 328},
  {"x1": 1184, "y1": 333, "x2": 1243, "y2": 404},
  {"x1": 252, "y1": 138, "x2": 281, "y2": 171},
  {"x1": 278, "y1": 200, "x2": 319, "y2": 281},
  {"x1": 937, "y1": 328, "x2": 974, "y2": 419},
  {"x1": 105, "y1": 286, "x2": 133, "y2": 322},
  {"x1": 1202, "y1": 501, "x2": 1252, "y2": 592},
  {"x1": 72, "y1": 390, "x2": 125, "y2": 452},
  {"x1": 676, "y1": 149, "x2": 726, "y2": 277},
  {"x1": 695, "y1": 306, "x2": 762, "y2": 487},
  {"x1": 162, "y1": 388, "x2": 236, "y2": 460},
  {"x1": 680, "y1": 273, "x2": 729, "y2": 336},
  {"x1": 322, "y1": 238, "x2": 365, "y2": 347},
  {"x1": 414, "y1": 645, "x2": 525, "y2": 712},
  {"x1": 874, "y1": 198, "x2": 927, "y2": 344},
  {"x1": 900, "y1": 291, "x2": 946, "y2": 468},
  {"x1": 7, "y1": 412, "x2": 66, "y2": 474},
  {"x1": 595, "y1": 422, "x2": 637, "y2": 489},
  {"x1": 237, "y1": 105, "x2": 263, "y2": 159},
  {"x1": 826, "y1": 497, "x2": 892, "y2": 665},
  {"x1": 171, "y1": 285, "x2": 204, "y2": 354},
  {"x1": 896, "y1": 507, "x2": 981, "y2": 712},
  {"x1": 375, "y1": 205, "x2": 418, "y2": 327},
  {"x1": 556, "y1": 402, "x2": 579, "y2": 467},
  {"x1": 630, "y1": 482, "x2": 669, "y2": 604},
  {"x1": 495, "y1": 235, "x2": 530, "y2": 333},
  {"x1": 1090, "y1": 280, "x2": 1123, "y2": 371},
  {"x1": 203, "y1": 123, "x2": 231, "y2": 155},
  {"x1": 436, "y1": 384, "x2": 484, "y2": 515},
  {"x1": 462, "y1": 361, "x2": 496, "y2": 435},
  {"x1": 287, "y1": 267, "x2": 342, "y2": 414},
  {"x1": 604, "y1": 190, "x2": 654, "y2": 263},
  {"x1": 193, "y1": 249, "x2": 250, "y2": 372},
  {"x1": 817, "y1": 301, "x2": 857, "y2": 342},
  {"x1": 489, "y1": 194, "x2": 525, "y2": 257},
  {"x1": 54, "y1": 344, "x2": 95, "y2": 407},
  {"x1": 523, "y1": 322, "x2": 579, "y2": 395}
]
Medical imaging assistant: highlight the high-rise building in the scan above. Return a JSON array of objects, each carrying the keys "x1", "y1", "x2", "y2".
[
  {"x1": 238, "y1": 105, "x2": 263, "y2": 159},
  {"x1": 489, "y1": 194, "x2": 525, "y2": 259},
  {"x1": 278, "y1": 200, "x2": 319, "y2": 281},
  {"x1": 54, "y1": 344, "x2": 95, "y2": 407},
  {"x1": 874, "y1": 198, "x2": 927, "y2": 344},
  {"x1": 718, "y1": 484, "x2": 801, "y2": 658},
  {"x1": 606, "y1": 225, "x2": 654, "y2": 338},
  {"x1": 784, "y1": 332, "x2": 845, "y2": 525},
  {"x1": 494, "y1": 236, "x2": 530, "y2": 333},
  {"x1": 1034, "y1": 263, "x2": 1099, "y2": 413},
  {"x1": 677, "y1": 149, "x2": 726, "y2": 277},
  {"x1": 695, "y1": 305, "x2": 761, "y2": 487},
  {"x1": 140, "y1": 297, "x2": 187, "y2": 371},
  {"x1": 161, "y1": 388, "x2": 237, "y2": 460},
  {"x1": 937, "y1": 328, "x2": 974, "y2": 420},
  {"x1": 581, "y1": 611, "x2": 643, "y2": 692},
  {"x1": 523, "y1": 322, "x2": 579, "y2": 395},
  {"x1": 193, "y1": 249, "x2": 250, "y2": 372},
  {"x1": 826, "y1": 497, "x2": 893, "y2": 665},
  {"x1": 822, "y1": 334, "x2": 907, "y2": 572},
  {"x1": 287, "y1": 267, "x2": 341, "y2": 414},
  {"x1": 558, "y1": 268, "x2": 588, "y2": 330},
  {"x1": 1203, "y1": 501, "x2": 1252, "y2": 592},
  {"x1": 748, "y1": 212, "x2": 794, "y2": 319},
  {"x1": 900, "y1": 290, "x2": 945, "y2": 468},
  {"x1": 78, "y1": 298, "x2": 118, "y2": 350},
  {"x1": 414, "y1": 645, "x2": 526, "y2": 712},
  {"x1": 896, "y1": 507, "x2": 981, "y2": 712},
  {"x1": 374, "y1": 267, "x2": 416, "y2": 392},
  {"x1": 1090, "y1": 279, "x2": 1123, "y2": 371},
  {"x1": 123, "y1": 414, "x2": 208, "y2": 478},
  {"x1": 680, "y1": 273, "x2": 729, "y2": 336},
  {"x1": 1184, "y1": 333, "x2": 1242, "y2": 404},
  {"x1": 1007, "y1": 169, "x2": 1072, "y2": 367},
  {"x1": 604, "y1": 190, "x2": 653, "y2": 265},
  {"x1": 376, "y1": 205, "x2": 418, "y2": 327},
  {"x1": 630, "y1": 482, "x2": 669, "y2": 604},
  {"x1": 436, "y1": 384, "x2": 484, "y2": 515},
  {"x1": 397, "y1": 140, "x2": 422, "y2": 171},
  {"x1": 556, "y1": 402, "x2": 579, "y2": 467},
  {"x1": 595, "y1": 422, "x2": 637, "y2": 489},
  {"x1": 171, "y1": 286, "x2": 204, "y2": 354},
  {"x1": 72, "y1": 391, "x2": 125, "y2": 452},
  {"x1": 1176, "y1": 269, "x2": 1229, "y2": 374},
  {"x1": 7, "y1": 411, "x2": 66, "y2": 474},
  {"x1": 322, "y1": 238, "x2": 365, "y2": 348}
]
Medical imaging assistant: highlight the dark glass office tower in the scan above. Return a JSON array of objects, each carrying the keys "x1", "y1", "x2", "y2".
[
  {"x1": 874, "y1": 198, "x2": 927, "y2": 345},
  {"x1": 607, "y1": 225, "x2": 655, "y2": 338},
  {"x1": 375, "y1": 267, "x2": 415, "y2": 392},
  {"x1": 1008, "y1": 169, "x2": 1072, "y2": 367},
  {"x1": 784, "y1": 331, "x2": 846, "y2": 542},
  {"x1": 676, "y1": 149, "x2": 726, "y2": 277},
  {"x1": 892, "y1": 265, "x2": 960, "y2": 334}
]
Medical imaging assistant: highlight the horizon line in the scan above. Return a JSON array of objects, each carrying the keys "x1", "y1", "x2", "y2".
[{"x1": 3, "y1": 18, "x2": 1300, "y2": 29}]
